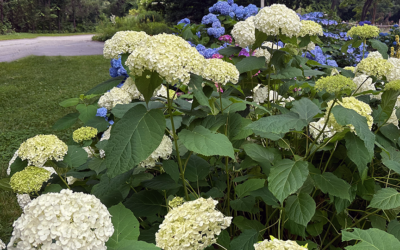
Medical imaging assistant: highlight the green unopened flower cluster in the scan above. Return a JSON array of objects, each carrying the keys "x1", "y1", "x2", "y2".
[
  {"x1": 326, "y1": 97, "x2": 373, "y2": 133},
  {"x1": 10, "y1": 166, "x2": 51, "y2": 194},
  {"x1": 347, "y1": 24, "x2": 379, "y2": 39},
  {"x1": 356, "y1": 57, "x2": 393, "y2": 79},
  {"x1": 298, "y1": 20, "x2": 323, "y2": 37},
  {"x1": 73, "y1": 126, "x2": 98, "y2": 143},
  {"x1": 168, "y1": 197, "x2": 185, "y2": 208},
  {"x1": 315, "y1": 75, "x2": 357, "y2": 94},
  {"x1": 385, "y1": 80, "x2": 400, "y2": 91}
]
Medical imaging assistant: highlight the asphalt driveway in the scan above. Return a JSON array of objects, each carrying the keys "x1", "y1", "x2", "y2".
[{"x1": 0, "y1": 35, "x2": 104, "y2": 62}]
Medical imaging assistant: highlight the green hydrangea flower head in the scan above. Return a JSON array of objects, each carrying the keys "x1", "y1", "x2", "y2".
[
  {"x1": 347, "y1": 24, "x2": 380, "y2": 39},
  {"x1": 343, "y1": 66, "x2": 356, "y2": 73},
  {"x1": 385, "y1": 80, "x2": 400, "y2": 91},
  {"x1": 168, "y1": 197, "x2": 185, "y2": 208},
  {"x1": 73, "y1": 126, "x2": 98, "y2": 143},
  {"x1": 315, "y1": 75, "x2": 357, "y2": 94},
  {"x1": 254, "y1": 236, "x2": 308, "y2": 249},
  {"x1": 299, "y1": 20, "x2": 323, "y2": 37},
  {"x1": 326, "y1": 97, "x2": 373, "y2": 133},
  {"x1": 10, "y1": 166, "x2": 51, "y2": 194},
  {"x1": 356, "y1": 57, "x2": 393, "y2": 79}
]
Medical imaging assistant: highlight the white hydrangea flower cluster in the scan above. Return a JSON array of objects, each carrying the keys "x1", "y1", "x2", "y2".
[
  {"x1": 8, "y1": 190, "x2": 114, "y2": 250},
  {"x1": 254, "y1": 48, "x2": 272, "y2": 63},
  {"x1": 254, "y1": 4, "x2": 301, "y2": 38},
  {"x1": 98, "y1": 87, "x2": 132, "y2": 110},
  {"x1": 309, "y1": 118, "x2": 335, "y2": 144},
  {"x1": 298, "y1": 20, "x2": 323, "y2": 37},
  {"x1": 368, "y1": 51, "x2": 383, "y2": 59},
  {"x1": 16, "y1": 194, "x2": 32, "y2": 210},
  {"x1": 121, "y1": 77, "x2": 145, "y2": 100},
  {"x1": 155, "y1": 197, "x2": 232, "y2": 250},
  {"x1": 0, "y1": 239, "x2": 5, "y2": 250},
  {"x1": 139, "y1": 135, "x2": 173, "y2": 168},
  {"x1": 202, "y1": 59, "x2": 239, "y2": 85},
  {"x1": 253, "y1": 84, "x2": 294, "y2": 105},
  {"x1": 126, "y1": 33, "x2": 205, "y2": 85},
  {"x1": 99, "y1": 126, "x2": 112, "y2": 158},
  {"x1": 263, "y1": 41, "x2": 282, "y2": 50},
  {"x1": 353, "y1": 74, "x2": 376, "y2": 95},
  {"x1": 83, "y1": 146, "x2": 95, "y2": 158},
  {"x1": 387, "y1": 109, "x2": 399, "y2": 127},
  {"x1": 254, "y1": 237, "x2": 307, "y2": 250},
  {"x1": 17, "y1": 135, "x2": 68, "y2": 168},
  {"x1": 386, "y1": 58, "x2": 400, "y2": 82},
  {"x1": 7, "y1": 150, "x2": 19, "y2": 175},
  {"x1": 67, "y1": 176, "x2": 80, "y2": 185},
  {"x1": 302, "y1": 42, "x2": 315, "y2": 51},
  {"x1": 103, "y1": 31, "x2": 149, "y2": 59},
  {"x1": 231, "y1": 16, "x2": 256, "y2": 48}
]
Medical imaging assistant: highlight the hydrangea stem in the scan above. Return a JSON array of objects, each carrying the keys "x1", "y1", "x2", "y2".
[{"x1": 167, "y1": 83, "x2": 189, "y2": 200}]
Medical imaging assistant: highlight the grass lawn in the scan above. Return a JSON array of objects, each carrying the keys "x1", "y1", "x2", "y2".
[
  {"x1": 0, "y1": 55, "x2": 110, "y2": 242},
  {"x1": 0, "y1": 32, "x2": 94, "y2": 41}
]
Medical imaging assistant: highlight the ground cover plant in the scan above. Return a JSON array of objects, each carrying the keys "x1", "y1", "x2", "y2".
[
  {"x1": 0, "y1": 55, "x2": 110, "y2": 242},
  {"x1": 3, "y1": 1, "x2": 400, "y2": 250},
  {"x1": 0, "y1": 33, "x2": 94, "y2": 41}
]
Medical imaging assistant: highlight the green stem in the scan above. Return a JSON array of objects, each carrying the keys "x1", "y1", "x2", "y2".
[
  {"x1": 322, "y1": 141, "x2": 338, "y2": 173},
  {"x1": 167, "y1": 83, "x2": 189, "y2": 200},
  {"x1": 278, "y1": 209, "x2": 283, "y2": 240}
]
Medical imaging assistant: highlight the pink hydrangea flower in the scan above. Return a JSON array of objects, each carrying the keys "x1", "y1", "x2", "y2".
[
  {"x1": 215, "y1": 83, "x2": 224, "y2": 93},
  {"x1": 212, "y1": 54, "x2": 224, "y2": 59},
  {"x1": 219, "y1": 35, "x2": 233, "y2": 43}
]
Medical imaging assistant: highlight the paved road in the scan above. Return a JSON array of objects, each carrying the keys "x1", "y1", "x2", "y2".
[{"x1": 0, "y1": 35, "x2": 104, "y2": 62}]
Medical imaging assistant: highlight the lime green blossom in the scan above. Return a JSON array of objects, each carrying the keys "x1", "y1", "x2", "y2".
[
  {"x1": 10, "y1": 166, "x2": 51, "y2": 194},
  {"x1": 326, "y1": 97, "x2": 373, "y2": 133},
  {"x1": 315, "y1": 75, "x2": 357, "y2": 93},
  {"x1": 343, "y1": 66, "x2": 356, "y2": 73},
  {"x1": 254, "y1": 236, "x2": 307, "y2": 250},
  {"x1": 347, "y1": 24, "x2": 380, "y2": 39},
  {"x1": 385, "y1": 80, "x2": 400, "y2": 91},
  {"x1": 18, "y1": 135, "x2": 68, "y2": 167},
  {"x1": 103, "y1": 31, "x2": 149, "y2": 59},
  {"x1": 298, "y1": 20, "x2": 323, "y2": 37},
  {"x1": 168, "y1": 197, "x2": 185, "y2": 208},
  {"x1": 73, "y1": 127, "x2": 98, "y2": 143},
  {"x1": 356, "y1": 57, "x2": 393, "y2": 79},
  {"x1": 202, "y1": 59, "x2": 239, "y2": 85}
]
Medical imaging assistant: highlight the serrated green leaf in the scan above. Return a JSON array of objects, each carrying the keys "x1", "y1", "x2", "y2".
[
  {"x1": 388, "y1": 220, "x2": 400, "y2": 241},
  {"x1": 85, "y1": 76, "x2": 125, "y2": 95},
  {"x1": 124, "y1": 190, "x2": 165, "y2": 217},
  {"x1": 253, "y1": 29, "x2": 270, "y2": 50},
  {"x1": 108, "y1": 240, "x2": 160, "y2": 250},
  {"x1": 285, "y1": 220, "x2": 306, "y2": 237},
  {"x1": 313, "y1": 172, "x2": 351, "y2": 200},
  {"x1": 236, "y1": 179, "x2": 265, "y2": 198},
  {"x1": 76, "y1": 104, "x2": 98, "y2": 123},
  {"x1": 345, "y1": 132, "x2": 371, "y2": 180},
  {"x1": 112, "y1": 102, "x2": 165, "y2": 119},
  {"x1": 185, "y1": 155, "x2": 210, "y2": 182},
  {"x1": 0, "y1": 178, "x2": 12, "y2": 191},
  {"x1": 382, "y1": 159, "x2": 400, "y2": 175},
  {"x1": 370, "y1": 39, "x2": 389, "y2": 59},
  {"x1": 9, "y1": 157, "x2": 27, "y2": 177},
  {"x1": 291, "y1": 98, "x2": 322, "y2": 123},
  {"x1": 63, "y1": 145, "x2": 88, "y2": 169},
  {"x1": 268, "y1": 159, "x2": 309, "y2": 203},
  {"x1": 179, "y1": 126, "x2": 235, "y2": 159},
  {"x1": 188, "y1": 74, "x2": 210, "y2": 108},
  {"x1": 135, "y1": 70, "x2": 163, "y2": 104},
  {"x1": 342, "y1": 228, "x2": 400, "y2": 250},
  {"x1": 162, "y1": 160, "x2": 180, "y2": 183},
  {"x1": 218, "y1": 46, "x2": 243, "y2": 56},
  {"x1": 107, "y1": 203, "x2": 140, "y2": 248},
  {"x1": 235, "y1": 56, "x2": 266, "y2": 74},
  {"x1": 306, "y1": 222, "x2": 324, "y2": 236},
  {"x1": 104, "y1": 105, "x2": 165, "y2": 178},
  {"x1": 233, "y1": 216, "x2": 264, "y2": 232},
  {"x1": 270, "y1": 66, "x2": 303, "y2": 79},
  {"x1": 285, "y1": 193, "x2": 316, "y2": 227},
  {"x1": 217, "y1": 230, "x2": 231, "y2": 250},
  {"x1": 250, "y1": 186, "x2": 279, "y2": 207},
  {"x1": 230, "y1": 196, "x2": 256, "y2": 212},
  {"x1": 230, "y1": 229, "x2": 259, "y2": 250},
  {"x1": 59, "y1": 98, "x2": 79, "y2": 107},
  {"x1": 142, "y1": 174, "x2": 182, "y2": 190},
  {"x1": 369, "y1": 188, "x2": 400, "y2": 210},
  {"x1": 85, "y1": 116, "x2": 110, "y2": 132},
  {"x1": 52, "y1": 112, "x2": 79, "y2": 130},
  {"x1": 43, "y1": 184, "x2": 63, "y2": 193}
]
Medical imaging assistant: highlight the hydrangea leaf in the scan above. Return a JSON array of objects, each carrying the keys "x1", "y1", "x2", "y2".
[
  {"x1": 313, "y1": 172, "x2": 351, "y2": 201},
  {"x1": 179, "y1": 126, "x2": 235, "y2": 159},
  {"x1": 9, "y1": 157, "x2": 27, "y2": 177},
  {"x1": 217, "y1": 230, "x2": 231, "y2": 250},
  {"x1": 112, "y1": 102, "x2": 165, "y2": 119},
  {"x1": 120, "y1": 53, "x2": 131, "y2": 75},
  {"x1": 342, "y1": 228, "x2": 400, "y2": 250},
  {"x1": 107, "y1": 203, "x2": 140, "y2": 248},
  {"x1": 285, "y1": 220, "x2": 306, "y2": 237},
  {"x1": 388, "y1": 220, "x2": 400, "y2": 241},
  {"x1": 162, "y1": 160, "x2": 180, "y2": 183},
  {"x1": 235, "y1": 179, "x2": 265, "y2": 198},
  {"x1": 124, "y1": 190, "x2": 165, "y2": 217},
  {"x1": 285, "y1": 193, "x2": 316, "y2": 227},
  {"x1": 235, "y1": 56, "x2": 266, "y2": 74},
  {"x1": 252, "y1": 29, "x2": 270, "y2": 50},
  {"x1": 370, "y1": 39, "x2": 389, "y2": 59},
  {"x1": 59, "y1": 98, "x2": 79, "y2": 108},
  {"x1": 375, "y1": 90, "x2": 400, "y2": 126},
  {"x1": 332, "y1": 105, "x2": 375, "y2": 156},
  {"x1": 250, "y1": 186, "x2": 279, "y2": 207},
  {"x1": 291, "y1": 98, "x2": 322, "y2": 123},
  {"x1": 185, "y1": 155, "x2": 210, "y2": 182},
  {"x1": 270, "y1": 66, "x2": 303, "y2": 80},
  {"x1": 382, "y1": 159, "x2": 400, "y2": 175},
  {"x1": 107, "y1": 240, "x2": 160, "y2": 250},
  {"x1": 104, "y1": 105, "x2": 165, "y2": 178},
  {"x1": 63, "y1": 145, "x2": 88, "y2": 169},
  {"x1": 233, "y1": 216, "x2": 264, "y2": 232},
  {"x1": 85, "y1": 76, "x2": 125, "y2": 95},
  {"x1": 218, "y1": 46, "x2": 242, "y2": 56},
  {"x1": 141, "y1": 174, "x2": 182, "y2": 190},
  {"x1": 84, "y1": 116, "x2": 110, "y2": 132},
  {"x1": 135, "y1": 70, "x2": 163, "y2": 104},
  {"x1": 188, "y1": 74, "x2": 211, "y2": 108},
  {"x1": 268, "y1": 159, "x2": 309, "y2": 203},
  {"x1": 246, "y1": 112, "x2": 308, "y2": 141},
  {"x1": 52, "y1": 112, "x2": 79, "y2": 131},
  {"x1": 76, "y1": 104, "x2": 98, "y2": 123},
  {"x1": 369, "y1": 188, "x2": 400, "y2": 210},
  {"x1": 230, "y1": 229, "x2": 259, "y2": 250},
  {"x1": 230, "y1": 196, "x2": 256, "y2": 212},
  {"x1": 345, "y1": 132, "x2": 371, "y2": 180}
]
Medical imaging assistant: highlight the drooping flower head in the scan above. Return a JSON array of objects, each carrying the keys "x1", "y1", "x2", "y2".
[
  {"x1": 73, "y1": 127, "x2": 98, "y2": 143},
  {"x1": 326, "y1": 97, "x2": 373, "y2": 133},
  {"x1": 201, "y1": 59, "x2": 239, "y2": 85},
  {"x1": 10, "y1": 166, "x2": 51, "y2": 194},
  {"x1": 231, "y1": 16, "x2": 256, "y2": 48},
  {"x1": 7, "y1": 190, "x2": 114, "y2": 250},
  {"x1": 352, "y1": 74, "x2": 377, "y2": 96},
  {"x1": 385, "y1": 80, "x2": 400, "y2": 91},
  {"x1": 253, "y1": 84, "x2": 294, "y2": 105},
  {"x1": 254, "y1": 236, "x2": 307, "y2": 250},
  {"x1": 309, "y1": 118, "x2": 335, "y2": 144},
  {"x1": 356, "y1": 57, "x2": 393, "y2": 79},
  {"x1": 126, "y1": 34, "x2": 205, "y2": 85},
  {"x1": 120, "y1": 77, "x2": 144, "y2": 100},
  {"x1": 347, "y1": 24, "x2": 380, "y2": 40},
  {"x1": 315, "y1": 75, "x2": 357, "y2": 94},
  {"x1": 254, "y1": 4, "x2": 301, "y2": 37},
  {"x1": 103, "y1": 31, "x2": 149, "y2": 59},
  {"x1": 155, "y1": 197, "x2": 232, "y2": 250},
  {"x1": 98, "y1": 87, "x2": 132, "y2": 110},
  {"x1": 298, "y1": 20, "x2": 323, "y2": 37},
  {"x1": 18, "y1": 135, "x2": 68, "y2": 167},
  {"x1": 254, "y1": 48, "x2": 271, "y2": 63}
]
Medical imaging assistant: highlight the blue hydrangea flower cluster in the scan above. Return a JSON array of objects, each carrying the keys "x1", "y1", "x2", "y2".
[
  {"x1": 208, "y1": 0, "x2": 258, "y2": 20},
  {"x1": 394, "y1": 24, "x2": 399, "y2": 28},
  {"x1": 201, "y1": 13, "x2": 225, "y2": 38},
  {"x1": 177, "y1": 18, "x2": 190, "y2": 27},
  {"x1": 359, "y1": 20, "x2": 371, "y2": 26},
  {"x1": 299, "y1": 12, "x2": 338, "y2": 25},
  {"x1": 305, "y1": 46, "x2": 338, "y2": 66},
  {"x1": 109, "y1": 57, "x2": 129, "y2": 78},
  {"x1": 380, "y1": 32, "x2": 389, "y2": 36},
  {"x1": 96, "y1": 107, "x2": 114, "y2": 125},
  {"x1": 194, "y1": 43, "x2": 229, "y2": 59}
]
